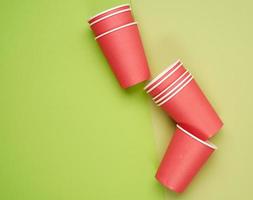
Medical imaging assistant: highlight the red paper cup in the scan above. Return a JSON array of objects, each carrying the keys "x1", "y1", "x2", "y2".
[
  {"x1": 95, "y1": 22, "x2": 150, "y2": 88},
  {"x1": 88, "y1": 4, "x2": 130, "y2": 24},
  {"x1": 144, "y1": 60, "x2": 187, "y2": 97},
  {"x1": 156, "y1": 125, "x2": 217, "y2": 193},
  {"x1": 89, "y1": 7, "x2": 134, "y2": 37},
  {"x1": 157, "y1": 73, "x2": 223, "y2": 140}
]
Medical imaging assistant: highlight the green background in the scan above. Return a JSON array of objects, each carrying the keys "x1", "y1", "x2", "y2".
[{"x1": 0, "y1": 0, "x2": 253, "y2": 199}]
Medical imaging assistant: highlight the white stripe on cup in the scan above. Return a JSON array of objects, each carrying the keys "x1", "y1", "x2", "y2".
[
  {"x1": 146, "y1": 63, "x2": 183, "y2": 93},
  {"x1": 90, "y1": 8, "x2": 132, "y2": 26},
  {"x1": 155, "y1": 73, "x2": 192, "y2": 104},
  {"x1": 95, "y1": 22, "x2": 138, "y2": 40},
  {"x1": 144, "y1": 59, "x2": 181, "y2": 91},
  {"x1": 153, "y1": 70, "x2": 189, "y2": 101},
  {"x1": 88, "y1": 4, "x2": 130, "y2": 22},
  {"x1": 158, "y1": 76, "x2": 193, "y2": 106},
  {"x1": 176, "y1": 125, "x2": 217, "y2": 149}
]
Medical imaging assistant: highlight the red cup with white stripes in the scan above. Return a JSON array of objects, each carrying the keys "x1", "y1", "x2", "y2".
[
  {"x1": 144, "y1": 60, "x2": 187, "y2": 97},
  {"x1": 88, "y1": 4, "x2": 130, "y2": 25},
  {"x1": 145, "y1": 60, "x2": 223, "y2": 140},
  {"x1": 88, "y1": 4, "x2": 150, "y2": 88},
  {"x1": 156, "y1": 125, "x2": 216, "y2": 193},
  {"x1": 88, "y1": 4, "x2": 134, "y2": 36}
]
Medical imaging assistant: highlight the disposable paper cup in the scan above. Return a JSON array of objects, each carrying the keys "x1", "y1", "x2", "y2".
[
  {"x1": 158, "y1": 75, "x2": 223, "y2": 140},
  {"x1": 144, "y1": 60, "x2": 187, "y2": 97},
  {"x1": 88, "y1": 4, "x2": 130, "y2": 24},
  {"x1": 89, "y1": 7, "x2": 134, "y2": 37},
  {"x1": 95, "y1": 22, "x2": 150, "y2": 88},
  {"x1": 156, "y1": 125, "x2": 217, "y2": 193}
]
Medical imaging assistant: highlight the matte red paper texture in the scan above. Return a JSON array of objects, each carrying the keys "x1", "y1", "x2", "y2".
[
  {"x1": 156, "y1": 125, "x2": 216, "y2": 193},
  {"x1": 89, "y1": 8, "x2": 134, "y2": 37},
  {"x1": 144, "y1": 60, "x2": 187, "y2": 97},
  {"x1": 88, "y1": 4, "x2": 130, "y2": 24},
  {"x1": 94, "y1": 22, "x2": 150, "y2": 88},
  {"x1": 157, "y1": 75, "x2": 223, "y2": 140}
]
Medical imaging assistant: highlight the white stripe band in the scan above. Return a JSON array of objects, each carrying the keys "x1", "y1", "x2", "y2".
[
  {"x1": 146, "y1": 63, "x2": 183, "y2": 93},
  {"x1": 95, "y1": 22, "x2": 138, "y2": 40},
  {"x1": 153, "y1": 70, "x2": 189, "y2": 101},
  {"x1": 144, "y1": 59, "x2": 181, "y2": 90},
  {"x1": 155, "y1": 73, "x2": 192, "y2": 104},
  {"x1": 177, "y1": 125, "x2": 217, "y2": 149},
  {"x1": 88, "y1": 4, "x2": 130, "y2": 22},
  {"x1": 158, "y1": 76, "x2": 193, "y2": 106},
  {"x1": 90, "y1": 9, "x2": 131, "y2": 26}
]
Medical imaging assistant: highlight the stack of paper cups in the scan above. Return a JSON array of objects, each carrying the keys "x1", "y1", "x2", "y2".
[
  {"x1": 144, "y1": 60, "x2": 223, "y2": 140},
  {"x1": 145, "y1": 60, "x2": 223, "y2": 192},
  {"x1": 88, "y1": 4, "x2": 150, "y2": 88}
]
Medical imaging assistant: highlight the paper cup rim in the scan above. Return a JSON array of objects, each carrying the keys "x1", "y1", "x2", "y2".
[
  {"x1": 153, "y1": 70, "x2": 190, "y2": 102},
  {"x1": 95, "y1": 22, "x2": 137, "y2": 40},
  {"x1": 146, "y1": 63, "x2": 183, "y2": 94},
  {"x1": 155, "y1": 72, "x2": 191, "y2": 104},
  {"x1": 88, "y1": 4, "x2": 130, "y2": 22},
  {"x1": 157, "y1": 75, "x2": 193, "y2": 106},
  {"x1": 177, "y1": 125, "x2": 217, "y2": 149},
  {"x1": 89, "y1": 8, "x2": 132, "y2": 26},
  {"x1": 144, "y1": 59, "x2": 181, "y2": 91}
]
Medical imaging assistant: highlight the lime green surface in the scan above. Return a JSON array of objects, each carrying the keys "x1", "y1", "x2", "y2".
[
  {"x1": 0, "y1": 1, "x2": 164, "y2": 199},
  {"x1": 1, "y1": 0, "x2": 253, "y2": 200},
  {"x1": 132, "y1": 0, "x2": 253, "y2": 199}
]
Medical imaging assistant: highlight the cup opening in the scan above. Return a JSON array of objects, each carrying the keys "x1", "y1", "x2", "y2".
[
  {"x1": 88, "y1": 4, "x2": 130, "y2": 22},
  {"x1": 89, "y1": 8, "x2": 132, "y2": 26},
  {"x1": 144, "y1": 59, "x2": 181, "y2": 91},
  {"x1": 95, "y1": 22, "x2": 138, "y2": 40},
  {"x1": 153, "y1": 70, "x2": 189, "y2": 101},
  {"x1": 156, "y1": 73, "x2": 192, "y2": 104},
  {"x1": 176, "y1": 125, "x2": 217, "y2": 149},
  {"x1": 157, "y1": 75, "x2": 193, "y2": 106}
]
